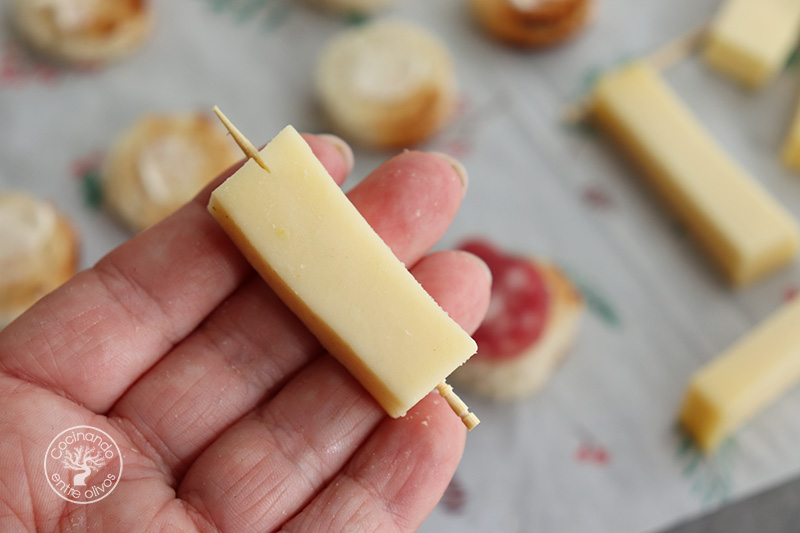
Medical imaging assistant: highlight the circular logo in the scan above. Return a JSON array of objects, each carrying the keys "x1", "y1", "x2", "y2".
[{"x1": 43, "y1": 425, "x2": 123, "y2": 504}]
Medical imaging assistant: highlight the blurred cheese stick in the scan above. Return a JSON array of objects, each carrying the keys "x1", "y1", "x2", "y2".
[
  {"x1": 591, "y1": 62, "x2": 798, "y2": 286},
  {"x1": 315, "y1": 20, "x2": 456, "y2": 149},
  {"x1": 681, "y1": 297, "x2": 800, "y2": 451},
  {"x1": 703, "y1": 0, "x2": 800, "y2": 87}
]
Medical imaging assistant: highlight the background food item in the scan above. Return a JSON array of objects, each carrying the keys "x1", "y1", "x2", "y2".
[
  {"x1": 12, "y1": 0, "x2": 153, "y2": 65},
  {"x1": 0, "y1": 191, "x2": 79, "y2": 328},
  {"x1": 469, "y1": 0, "x2": 591, "y2": 48},
  {"x1": 680, "y1": 297, "x2": 800, "y2": 452},
  {"x1": 305, "y1": 0, "x2": 396, "y2": 15},
  {"x1": 450, "y1": 240, "x2": 583, "y2": 401},
  {"x1": 315, "y1": 19, "x2": 457, "y2": 149},
  {"x1": 781, "y1": 94, "x2": 800, "y2": 170},
  {"x1": 703, "y1": 0, "x2": 800, "y2": 88},
  {"x1": 208, "y1": 124, "x2": 478, "y2": 423},
  {"x1": 103, "y1": 112, "x2": 239, "y2": 233},
  {"x1": 591, "y1": 62, "x2": 798, "y2": 287},
  {"x1": 6, "y1": 0, "x2": 800, "y2": 527}
]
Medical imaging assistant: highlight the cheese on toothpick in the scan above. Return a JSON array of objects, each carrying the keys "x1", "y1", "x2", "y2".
[
  {"x1": 681, "y1": 298, "x2": 800, "y2": 451},
  {"x1": 592, "y1": 62, "x2": 798, "y2": 286},
  {"x1": 208, "y1": 109, "x2": 479, "y2": 429}
]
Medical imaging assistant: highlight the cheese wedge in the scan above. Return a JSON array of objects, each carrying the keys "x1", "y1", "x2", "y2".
[
  {"x1": 208, "y1": 125, "x2": 477, "y2": 419},
  {"x1": 680, "y1": 297, "x2": 800, "y2": 451},
  {"x1": 592, "y1": 62, "x2": 798, "y2": 286},
  {"x1": 703, "y1": 0, "x2": 800, "y2": 88}
]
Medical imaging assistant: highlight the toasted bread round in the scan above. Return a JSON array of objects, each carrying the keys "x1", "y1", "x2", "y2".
[
  {"x1": 469, "y1": 0, "x2": 591, "y2": 48},
  {"x1": 0, "y1": 192, "x2": 80, "y2": 328},
  {"x1": 316, "y1": 19, "x2": 457, "y2": 149},
  {"x1": 451, "y1": 262, "x2": 583, "y2": 401},
  {"x1": 103, "y1": 113, "x2": 240, "y2": 233},
  {"x1": 12, "y1": 0, "x2": 153, "y2": 64}
]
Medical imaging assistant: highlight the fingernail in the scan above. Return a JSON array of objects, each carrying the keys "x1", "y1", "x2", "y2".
[
  {"x1": 461, "y1": 250, "x2": 492, "y2": 284},
  {"x1": 430, "y1": 152, "x2": 469, "y2": 192},
  {"x1": 318, "y1": 133, "x2": 354, "y2": 175}
]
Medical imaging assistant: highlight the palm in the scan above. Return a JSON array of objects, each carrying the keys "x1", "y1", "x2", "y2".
[{"x1": 0, "y1": 135, "x2": 490, "y2": 532}]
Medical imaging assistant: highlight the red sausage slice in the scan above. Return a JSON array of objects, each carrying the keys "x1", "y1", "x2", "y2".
[{"x1": 458, "y1": 239, "x2": 550, "y2": 360}]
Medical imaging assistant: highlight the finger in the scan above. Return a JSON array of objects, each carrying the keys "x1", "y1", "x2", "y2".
[
  {"x1": 0, "y1": 134, "x2": 353, "y2": 413},
  {"x1": 177, "y1": 250, "x2": 491, "y2": 532},
  {"x1": 348, "y1": 151, "x2": 468, "y2": 261},
  {"x1": 110, "y1": 152, "x2": 468, "y2": 478},
  {"x1": 282, "y1": 393, "x2": 464, "y2": 533}
]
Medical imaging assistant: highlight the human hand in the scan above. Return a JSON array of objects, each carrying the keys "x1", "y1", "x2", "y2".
[{"x1": 0, "y1": 134, "x2": 491, "y2": 531}]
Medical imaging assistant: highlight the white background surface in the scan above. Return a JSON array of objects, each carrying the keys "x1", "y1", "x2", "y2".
[{"x1": 3, "y1": 1, "x2": 800, "y2": 531}]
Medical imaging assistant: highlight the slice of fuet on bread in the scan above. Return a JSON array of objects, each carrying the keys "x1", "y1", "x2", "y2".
[
  {"x1": 0, "y1": 192, "x2": 79, "y2": 328},
  {"x1": 451, "y1": 261, "x2": 583, "y2": 401}
]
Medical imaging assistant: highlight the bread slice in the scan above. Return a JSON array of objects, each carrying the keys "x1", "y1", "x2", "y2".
[
  {"x1": 450, "y1": 262, "x2": 583, "y2": 401},
  {"x1": 0, "y1": 192, "x2": 79, "y2": 328},
  {"x1": 12, "y1": 0, "x2": 153, "y2": 64},
  {"x1": 469, "y1": 0, "x2": 592, "y2": 48},
  {"x1": 315, "y1": 20, "x2": 457, "y2": 149},
  {"x1": 103, "y1": 113, "x2": 240, "y2": 233}
]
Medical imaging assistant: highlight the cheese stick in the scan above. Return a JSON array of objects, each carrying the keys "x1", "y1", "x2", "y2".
[
  {"x1": 703, "y1": 0, "x2": 800, "y2": 87},
  {"x1": 208, "y1": 119, "x2": 479, "y2": 428},
  {"x1": 592, "y1": 62, "x2": 798, "y2": 286},
  {"x1": 681, "y1": 297, "x2": 800, "y2": 451}
]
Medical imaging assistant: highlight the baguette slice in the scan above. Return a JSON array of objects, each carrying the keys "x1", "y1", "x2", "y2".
[
  {"x1": 316, "y1": 20, "x2": 457, "y2": 149},
  {"x1": 0, "y1": 192, "x2": 79, "y2": 328},
  {"x1": 469, "y1": 0, "x2": 592, "y2": 48},
  {"x1": 12, "y1": 0, "x2": 153, "y2": 64}
]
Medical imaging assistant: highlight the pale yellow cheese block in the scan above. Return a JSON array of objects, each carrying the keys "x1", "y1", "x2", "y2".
[
  {"x1": 208, "y1": 125, "x2": 477, "y2": 418},
  {"x1": 680, "y1": 297, "x2": 800, "y2": 452},
  {"x1": 781, "y1": 95, "x2": 800, "y2": 170},
  {"x1": 703, "y1": 0, "x2": 800, "y2": 88},
  {"x1": 592, "y1": 62, "x2": 798, "y2": 286}
]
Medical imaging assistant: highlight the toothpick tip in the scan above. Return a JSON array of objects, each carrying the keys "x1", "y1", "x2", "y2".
[
  {"x1": 211, "y1": 105, "x2": 271, "y2": 173},
  {"x1": 436, "y1": 380, "x2": 479, "y2": 431}
]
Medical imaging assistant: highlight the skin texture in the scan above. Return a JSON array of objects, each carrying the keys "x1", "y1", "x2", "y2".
[{"x1": 0, "y1": 134, "x2": 491, "y2": 532}]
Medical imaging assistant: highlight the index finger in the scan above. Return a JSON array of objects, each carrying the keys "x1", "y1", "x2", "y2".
[{"x1": 0, "y1": 134, "x2": 354, "y2": 413}]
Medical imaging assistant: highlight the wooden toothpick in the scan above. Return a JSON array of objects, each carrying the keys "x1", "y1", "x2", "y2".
[
  {"x1": 436, "y1": 381, "x2": 479, "y2": 430},
  {"x1": 212, "y1": 106, "x2": 271, "y2": 173},
  {"x1": 645, "y1": 25, "x2": 707, "y2": 72},
  {"x1": 563, "y1": 25, "x2": 707, "y2": 124}
]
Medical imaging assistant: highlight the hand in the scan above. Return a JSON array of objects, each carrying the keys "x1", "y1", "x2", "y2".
[{"x1": 0, "y1": 134, "x2": 491, "y2": 532}]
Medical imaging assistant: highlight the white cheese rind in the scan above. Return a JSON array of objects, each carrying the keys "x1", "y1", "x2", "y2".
[
  {"x1": 208, "y1": 125, "x2": 477, "y2": 417},
  {"x1": 592, "y1": 63, "x2": 798, "y2": 286}
]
